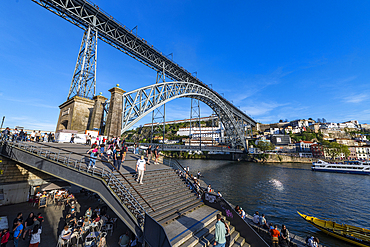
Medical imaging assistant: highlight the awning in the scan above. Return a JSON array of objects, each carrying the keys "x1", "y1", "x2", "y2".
[{"x1": 40, "y1": 181, "x2": 71, "y2": 191}]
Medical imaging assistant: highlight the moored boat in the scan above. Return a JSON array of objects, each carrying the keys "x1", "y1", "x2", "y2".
[
  {"x1": 311, "y1": 160, "x2": 370, "y2": 175},
  {"x1": 297, "y1": 211, "x2": 370, "y2": 247}
]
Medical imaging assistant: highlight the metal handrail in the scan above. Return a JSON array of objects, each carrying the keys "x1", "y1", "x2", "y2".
[
  {"x1": 163, "y1": 158, "x2": 205, "y2": 196},
  {"x1": 0, "y1": 139, "x2": 150, "y2": 225},
  {"x1": 24, "y1": 140, "x2": 155, "y2": 212}
]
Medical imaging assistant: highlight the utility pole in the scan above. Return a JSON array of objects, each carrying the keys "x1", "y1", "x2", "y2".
[{"x1": 0, "y1": 116, "x2": 5, "y2": 130}]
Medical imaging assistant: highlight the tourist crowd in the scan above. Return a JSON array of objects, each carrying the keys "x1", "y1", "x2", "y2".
[
  {"x1": 1, "y1": 128, "x2": 55, "y2": 143},
  {"x1": 250, "y1": 210, "x2": 319, "y2": 247},
  {"x1": 0, "y1": 211, "x2": 45, "y2": 247}
]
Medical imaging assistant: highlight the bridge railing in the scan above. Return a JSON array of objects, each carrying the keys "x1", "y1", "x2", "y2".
[
  {"x1": 127, "y1": 142, "x2": 243, "y2": 153},
  {"x1": 163, "y1": 158, "x2": 205, "y2": 198},
  {"x1": 0, "y1": 139, "x2": 147, "y2": 227}
]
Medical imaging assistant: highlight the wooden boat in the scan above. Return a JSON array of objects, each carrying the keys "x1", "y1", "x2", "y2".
[{"x1": 297, "y1": 211, "x2": 370, "y2": 247}]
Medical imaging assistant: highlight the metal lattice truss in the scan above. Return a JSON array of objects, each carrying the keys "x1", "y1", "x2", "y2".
[
  {"x1": 68, "y1": 25, "x2": 97, "y2": 99},
  {"x1": 32, "y1": 0, "x2": 255, "y2": 124},
  {"x1": 122, "y1": 82, "x2": 256, "y2": 149}
]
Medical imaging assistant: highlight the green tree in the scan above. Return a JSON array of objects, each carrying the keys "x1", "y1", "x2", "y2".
[
  {"x1": 322, "y1": 142, "x2": 350, "y2": 159},
  {"x1": 256, "y1": 141, "x2": 275, "y2": 152}
]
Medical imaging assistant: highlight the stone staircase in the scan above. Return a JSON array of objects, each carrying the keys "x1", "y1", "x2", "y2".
[
  {"x1": 114, "y1": 168, "x2": 250, "y2": 247},
  {"x1": 165, "y1": 205, "x2": 249, "y2": 247},
  {"x1": 113, "y1": 168, "x2": 204, "y2": 225}
]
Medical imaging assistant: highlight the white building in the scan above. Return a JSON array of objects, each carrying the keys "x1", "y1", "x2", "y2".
[
  {"x1": 355, "y1": 146, "x2": 370, "y2": 160},
  {"x1": 290, "y1": 119, "x2": 315, "y2": 128},
  {"x1": 338, "y1": 121, "x2": 358, "y2": 129},
  {"x1": 177, "y1": 126, "x2": 224, "y2": 144},
  {"x1": 321, "y1": 122, "x2": 339, "y2": 130}
]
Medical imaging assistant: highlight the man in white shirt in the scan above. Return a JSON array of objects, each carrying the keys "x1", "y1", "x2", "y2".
[{"x1": 136, "y1": 155, "x2": 146, "y2": 184}]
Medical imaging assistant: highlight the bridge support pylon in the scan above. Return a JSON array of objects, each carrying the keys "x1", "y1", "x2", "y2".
[
  {"x1": 105, "y1": 86, "x2": 126, "y2": 138},
  {"x1": 56, "y1": 96, "x2": 94, "y2": 132},
  {"x1": 56, "y1": 23, "x2": 99, "y2": 133},
  {"x1": 89, "y1": 94, "x2": 108, "y2": 131}
]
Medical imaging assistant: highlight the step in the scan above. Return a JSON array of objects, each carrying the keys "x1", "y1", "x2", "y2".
[
  {"x1": 143, "y1": 190, "x2": 195, "y2": 211},
  {"x1": 157, "y1": 201, "x2": 204, "y2": 225},
  {"x1": 178, "y1": 218, "x2": 218, "y2": 247},
  {"x1": 151, "y1": 196, "x2": 200, "y2": 219},
  {"x1": 232, "y1": 236, "x2": 248, "y2": 247},
  {"x1": 165, "y1": 206, "x2": 219, "y2": 247},
  {"x1": 113, "y1": 170, "x2": 176, "y2": 181},
  {"x1": 118, "y1": 169, "x2": 175, "y2": 178},
  {"x1": 136, "y1": 186, "x2": 190, "y2": 203},
  {"x1": 229, "y1": 229, "x2": 240, "y2": 246},
  {"x1": 111, "y1": 178, "x2": 186, "y2": 198},
  {"x1": 117, "y1": 174, "x2": 179, "y2": 187},
  {"x1": 127, "y1": 183, "x2": 188, "y2": 200},
  {"x1": 128, "y1": 177, "x2": 185, "y2": 191},
  {"x1": 194, "y1": 220, "x2": 236, "y2": 247},
  {"x1": 111, "y1": 183, "x2": 193, "y2": 209}
]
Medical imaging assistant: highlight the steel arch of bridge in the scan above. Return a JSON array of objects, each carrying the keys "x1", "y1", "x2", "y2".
[{"x1": 122, "y1": 81, "x2": 255, "y2": 150}]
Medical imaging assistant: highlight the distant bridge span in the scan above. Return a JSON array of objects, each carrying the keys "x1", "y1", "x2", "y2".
[{"x1": 122, "y1": 81, "x2": 254, "y2": 149}]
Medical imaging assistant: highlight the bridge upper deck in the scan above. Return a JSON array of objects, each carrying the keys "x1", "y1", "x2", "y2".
[{"x1": 20, "y1": 142, "x2": 170, "y2": 174}]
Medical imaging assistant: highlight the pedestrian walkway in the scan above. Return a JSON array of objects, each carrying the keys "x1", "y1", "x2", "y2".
[{"x1": 21, "y1": 142, "x2": 169, "y2": 174}]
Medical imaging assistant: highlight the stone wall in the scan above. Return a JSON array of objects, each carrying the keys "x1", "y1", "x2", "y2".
[
  {"x1": 0, "y1": 156, "x2": 52, "y2": 205},
  {"x1": 262, "y1": 154, "x2": 315, "y2": 163}
]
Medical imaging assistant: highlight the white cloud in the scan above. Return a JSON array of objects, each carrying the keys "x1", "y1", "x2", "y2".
[
  {"x1": 241, "y1": 102, "x2": 288, "y2": 117},
  {"x1": 6, "y1": 116, "x2": 56, "y2": 131},
  {"x1": 230, "y1": 67, "x2": 293, "y2": 104},
  {"x1": 343, "y1": 93, "x2": 368, "y2": 103},
  {"x1": 2, "y1": 96, "x2": 58, "y2": 109}
]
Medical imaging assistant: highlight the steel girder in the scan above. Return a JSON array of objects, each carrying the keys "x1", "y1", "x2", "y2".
[
  {"x1": 68, "y1": 25, "x2": 97, "y2": 99},
  {"x1": 31, "y1": 0, "x2": 256, "y2": 125},
  {"x1": 121, "y1": 82, "x2": 255, "y2": 150}
]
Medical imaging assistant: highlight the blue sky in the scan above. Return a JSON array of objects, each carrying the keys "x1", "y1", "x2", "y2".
[{"x1": 1, "y1": 0, "x2": 370, "y2": 131}]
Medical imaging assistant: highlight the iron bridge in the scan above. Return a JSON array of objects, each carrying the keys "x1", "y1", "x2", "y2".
[{"x1": 31, "y1": 0, "x2": 257, "y2": 150}]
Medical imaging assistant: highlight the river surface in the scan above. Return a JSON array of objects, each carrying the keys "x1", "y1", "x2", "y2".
[{"x1": 177, "y1": 159, "x2": 370, "y2": 247}]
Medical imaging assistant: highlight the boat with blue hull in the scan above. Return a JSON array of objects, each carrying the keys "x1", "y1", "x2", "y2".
[{"x1": 312, "y1": 160, "x2": 370, "y2": 175}]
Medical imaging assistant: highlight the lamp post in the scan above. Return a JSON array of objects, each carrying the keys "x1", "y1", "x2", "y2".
[{"x1": 0, "y1": 116, "x2": 5, "y2": 130}]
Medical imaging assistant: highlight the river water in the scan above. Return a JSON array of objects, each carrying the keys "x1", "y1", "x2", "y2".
[{"x1": 177, "y1": 159, "x2": 370, "y2": 247}]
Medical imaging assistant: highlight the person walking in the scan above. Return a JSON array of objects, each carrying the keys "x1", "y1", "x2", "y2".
[
  {"x1": 280, "y1": 224, "x2": 290, "y2": 246},
  {"x1": 23, "y1": 212, "x2": 34, "y2": 240},
  {"x1": 13, "y1": 219, "x2": 23, "y2": 247},
  {"x1": 30, "y1": 131, "x2": 35, "y2": 142},
  {"x1": 213, "y1": 214, "x2": 226, "y2": 247},
  {"x1": 122, "y1": 145, "x2": 127, "y2": 162},
  {"x1": 146, "y1": 145, "x2": 152, "y2": 164},
  {"x1": 29, "y1": 225, "x2": 41, "y2": 247},
  {"x1": 86, "y1": 135, "x2": 91, "y2": 146},
  {"x1": 114, "y1": 146, "x2": 123, "y2": 171},
  {"x1": 12, "y1": 128, "x2": 18, "y2": 142},
  {"x1": 70, "y1": 134, "x2": 75, "y2": 143},
  {"x1": 221, "y1": 218, "x2": 231, "y2": 247},
  {"x1": 135, "y1": 155, "x2": 146, "y2": 184},
  {"x1": 154, "y1": 146, "x2": 160, "y2": 165},
  {"x1": 87, "y1": 146, "x2": 99, "y2": 169},
  {"x1": 270, "y1": 225, "x2": 280, "y2": 247},
  {"x1": 1, "y1": 128, "x2": 10, "y2": 141},
  {"x1": 35, "y1": 131, "x2": 41, "y2": 142},
  {"x1": 0, "y1": 228, "x2": 9, "y2": 247}
]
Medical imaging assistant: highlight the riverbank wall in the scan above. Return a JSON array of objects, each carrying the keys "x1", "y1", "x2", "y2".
[
  {"x1": 256, "y1": 154, "x2": 315, "y2": 163},
  {"x1": 162, "y1": 151, "x2": 316, "y2": 163}
]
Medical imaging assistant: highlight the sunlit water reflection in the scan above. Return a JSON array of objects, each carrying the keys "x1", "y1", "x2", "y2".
[{"x1": 178, "y1": 159, "x2": 370, "y2": 247}]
